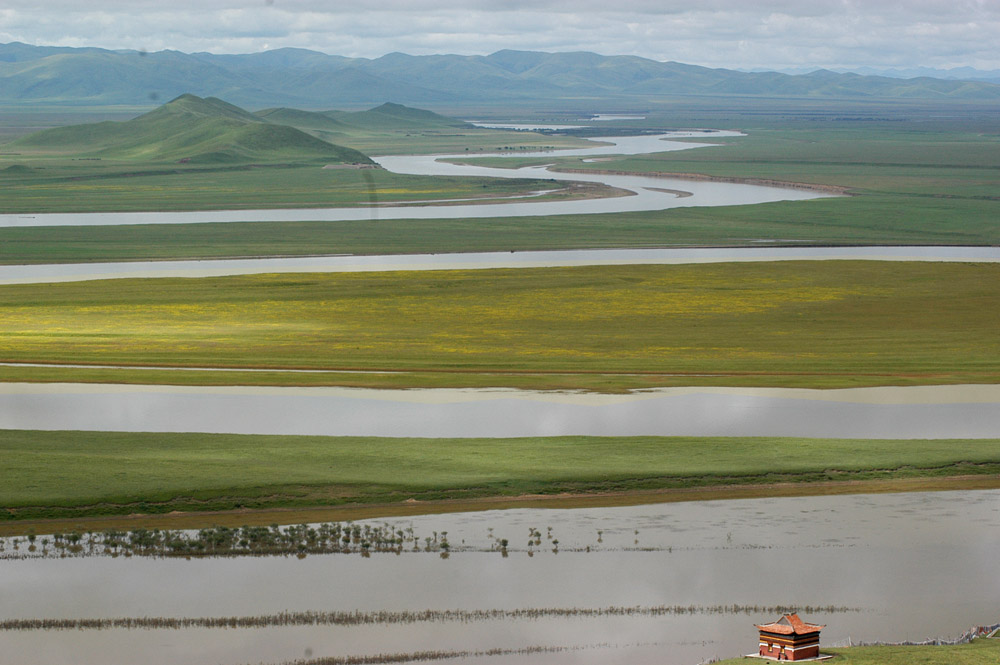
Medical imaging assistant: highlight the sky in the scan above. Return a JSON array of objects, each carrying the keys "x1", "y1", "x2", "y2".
[{"x1": 1, "y1": 0, "x2": 998, "y2": 71}]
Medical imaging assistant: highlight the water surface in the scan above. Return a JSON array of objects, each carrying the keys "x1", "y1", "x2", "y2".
[
  {"x1": 2, "y1": 491, "x2": 997, "y2": 665},
  {"x1": 2, "y1": 383, "x2": 999, "y2": 438},
  {"x1": 0, "y1": 132, "x2": 831, "y2": 228},
  {"x1": 3, "y1": 245, "x2": 999, "y2": 285}
]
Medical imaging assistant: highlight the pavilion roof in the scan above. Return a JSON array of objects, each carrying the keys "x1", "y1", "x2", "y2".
[{"x1": 756, "y1": 613, "x2": 825, "y2": 635}]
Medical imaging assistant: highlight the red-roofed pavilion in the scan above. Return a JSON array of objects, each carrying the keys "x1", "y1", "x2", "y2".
[{"x1": 755, "y1": 613, "x2": 825, "y2": 661}]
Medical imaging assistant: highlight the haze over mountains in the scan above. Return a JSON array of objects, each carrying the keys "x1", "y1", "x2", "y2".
[
  {"x1": 2, "y1": 42, "x2": 1000, "y2": 108},
  {"x1": 755, "y1": 65, "x2": 1000, "y2": 84}
]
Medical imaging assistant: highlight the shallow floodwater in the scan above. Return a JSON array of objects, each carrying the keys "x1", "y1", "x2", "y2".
[
  {"x1": 2, "y1": 383, "x2": 1000, "y2": 438},
  {"x1": 2, "y1": 491, "x2": 998, "y2": 665},
  {"x1": 0, "y1": 132, "x2": 832, "y2": 228},
  {"x1": 4, "y1": 245, "x2": 1000, "y2": 285}
]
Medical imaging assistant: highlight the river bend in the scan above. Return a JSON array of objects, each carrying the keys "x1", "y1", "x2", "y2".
[{"x1": 0, "y1": 131, "x2": 831, "y2": 228}]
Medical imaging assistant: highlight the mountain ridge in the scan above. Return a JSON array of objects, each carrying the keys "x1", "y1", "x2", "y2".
[{"x1": 2, "y1": 42, "x2": 1000, "y2": 107}]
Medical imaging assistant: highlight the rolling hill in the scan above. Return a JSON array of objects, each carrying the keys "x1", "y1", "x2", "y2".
[
  {"x1": 2, "y1": 42, "x2": 999, "y2": 107},
  {"x1": 255, "y1": 102, "x2": 472, "y2": 136},
  {"x1": 342, "y1": 102, "x2": 474, "y2": 130},
  {"x1": 9, "y1": 93, "x2": 375, "y2": 164}
]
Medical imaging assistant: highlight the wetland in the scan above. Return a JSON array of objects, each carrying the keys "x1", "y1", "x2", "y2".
[
  {"x1": 2, "y1": 102, "x2": 999, "y2": 665},
  {"x1": 2, "y1": 491, "x2": 998, "y2": 665}
]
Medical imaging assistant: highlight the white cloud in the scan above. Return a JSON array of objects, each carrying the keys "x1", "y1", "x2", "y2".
[{"x1": 1, "y1": 1, "x2": 998, "y2": 69}]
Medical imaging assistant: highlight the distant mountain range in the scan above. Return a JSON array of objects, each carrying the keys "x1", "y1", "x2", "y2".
[
  {"x1": 3, "y1": 42, "x2": 1000, "y2": 107},
  {"x1": 749, "y1": 65, "x2": 1000, "y2": 85}
]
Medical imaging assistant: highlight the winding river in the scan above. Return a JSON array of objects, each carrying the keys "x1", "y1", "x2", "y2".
[{"x1": 0, "y1": 131, "x2": 830, "y2": 228}]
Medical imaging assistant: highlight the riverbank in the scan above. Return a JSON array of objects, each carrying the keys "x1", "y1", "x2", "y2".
[
  {"x1": 554, "y1": 167, "x2": 852, "y2": 196},
  {"x1": 371, "y1": 180, "x2": 633, "y2": 206},
  {"x1": 4, "y1": 473, "x2": 1000, "y2": 538},
  {"x1": 3, "y1": 429, "x2": 1000, "y2": 535}
]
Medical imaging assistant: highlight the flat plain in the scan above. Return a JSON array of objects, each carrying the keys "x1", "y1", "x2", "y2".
[
  {"x1": 1, "y1": 98, "x2": 999, "y2": 531},
  {"x1": 2, "y1": 106, "x2": 998, "y2": 264},
  {"x1": 3, "y1": 429, "x2": 1000, "y2": 526},
  {"x1": 2, "y1": 261, "x2": 999, "y2": 390}
]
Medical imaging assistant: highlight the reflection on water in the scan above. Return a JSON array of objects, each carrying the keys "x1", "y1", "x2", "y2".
[
  {"x1": 1, "y1": 491, "x2": 998, "y2": 665},
  {"x1": 2, "y1": 383, "x2": 1000, "y2": 438}
]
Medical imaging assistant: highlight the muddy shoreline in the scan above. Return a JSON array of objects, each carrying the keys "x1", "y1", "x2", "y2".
[{"x1": 4, "y1": 474, "x2": 999, "y2": 538}]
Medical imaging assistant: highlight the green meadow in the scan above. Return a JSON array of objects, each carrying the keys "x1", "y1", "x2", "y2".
[
  {"x1": 2, "y1": 261, "x2": 998, "y2": 390},
  {"x1": 455, "y1": 125, "x2": 1000, "y2": 242},
  {"x1": 715, "y1": 639, "x2": 1000, "y2": 665},
  {"x1": 0, "y1": 162, "x2": 576, "y2": 214},
  {"x1": 3, "y1": 429, "x2": 1000, "y2": 522},
  {"x1": 2, "y1": 123, "x2": 998, "y2": 264}
]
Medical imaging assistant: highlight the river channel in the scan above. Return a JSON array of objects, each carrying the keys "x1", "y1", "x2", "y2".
[
  {"x1": 2, "y1": 490, "x2": 998, "y2": 665},
  {"x1": 0, "y1": 131, "x2": 831, "y2": 228},
  {"x1": 3, "y1": 245, "x2": 1000, "y2": 284},
  {"x1": 3, "y1": 383, "x2": 1000, "y2": 439}
]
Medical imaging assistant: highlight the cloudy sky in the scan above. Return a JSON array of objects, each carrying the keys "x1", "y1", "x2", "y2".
[{"x1": 1, "y1": 1, "x2": 998, "y2": 71}]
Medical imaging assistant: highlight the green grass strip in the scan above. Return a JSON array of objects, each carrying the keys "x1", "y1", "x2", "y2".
[{"x1": 3, "y1": 429, "x2": 1000, "y2": 520}]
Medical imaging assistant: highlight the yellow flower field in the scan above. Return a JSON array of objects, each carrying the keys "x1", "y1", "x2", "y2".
[{"x1": 1, "y1": 261, "x2": 997, "y2": 389}]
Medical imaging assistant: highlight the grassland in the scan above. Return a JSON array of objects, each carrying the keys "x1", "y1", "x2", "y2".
[
  {"x1": 455, "y1": 125, "x2": 1000, "y2": 241},
  {"x1": 0, "y1": 105, "x2": 146, "y2": 142},
  {"x1": 2, "y1": 429, "x2": 999, "y2": 527},
  {"x1": 2, "y1": 101, "x2": 999, "y2": 529},
  {"x1": 714, "y1": 638, "x2": 1000, "y2": 664},
  {"x1": 2, "y1": 261, "x2": 999, "y2": 390},
  {"x1": 2, "y1": 123, "x2": 997, "y2": 263},
  {"x1": 0, "y1": 161, "x2": 583, "y2": 214}
]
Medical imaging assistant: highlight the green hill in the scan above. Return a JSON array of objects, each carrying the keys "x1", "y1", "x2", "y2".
[
  {"x1": 255, "y1": 102, "x2": 471, "y2": 136},
  {"x1": 10, "y1": 94, "x2": 374, "y2": 164},
  {"x1": 254, "y1": 107, "x2": 354, "y2": 134},
  {"x1": 342, "y1": 102, "x2": 473, "y2": 130}
]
